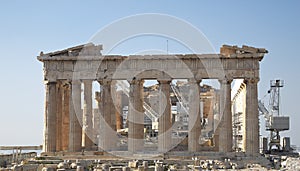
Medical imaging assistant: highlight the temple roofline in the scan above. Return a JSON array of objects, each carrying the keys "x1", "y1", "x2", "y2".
[{"x1": 37, "y1": 44, "x2": 267, "y2": 62}]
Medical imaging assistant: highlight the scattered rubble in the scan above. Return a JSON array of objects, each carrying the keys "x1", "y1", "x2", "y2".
[{"x1": 1, "y1": 154, "x2": 299, "y2": 170}]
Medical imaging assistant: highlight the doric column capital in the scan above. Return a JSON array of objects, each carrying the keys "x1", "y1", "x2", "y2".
[
  {"x1": 128, "y1": 78, "x2": 144, "y2": 85},
  {"x1": 44, "y1": 80, "x2": 57, "y2": 85},
  {"x1": 61, "y1": 80, "x2": 71, "y2": 89},
  {"x1": 244, "y1": 77, "x2": 260, "y2": 84},
  {"x1": 97, "y1": 79, "x2": 103, "y2": 85},
  {"x1": 97, "y1": 79, "x2": 112, "y2": 85},
  {"x1": 218, "y1": 78, "x2": 233, "y2": 85},
  {"x1": 157, "y1": 79, "x2": 171, "y2": 85}
]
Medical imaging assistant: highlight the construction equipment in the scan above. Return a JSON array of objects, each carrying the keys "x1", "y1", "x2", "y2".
[
  {"x1": 116, "y1": 81, "x2": 191, "y2": 122},
  {"x1": 258, "y1": 80, "x2": 290, "y2": 152}
]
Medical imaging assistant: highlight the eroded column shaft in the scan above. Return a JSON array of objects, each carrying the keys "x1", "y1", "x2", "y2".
[
  {"x1": 110, "y1": 81, "x2": 117, "y2": 131},
  {"x1": 115, "y1": 91, "x2": 123, "y2": 130},
  {"x1": 188, "y1": 80, "x2": 201, "y2": 152},
  {"x1": 83, "y1": 80, "x2": 94, "y2": 150},
  {"x1": 43, "y1": 81, "x2": 57, "y2": 152},
  {"x1": 218, "y1": 79, "x2": 233, "y2": 152},
  {"x1": 61, "y1": 83, "x2": 70, "y2": 151},
  {"x1": 68, "y1": 81, "x2": 82, "y2": 152},
  {"x1": 244, "y1": 78, "x2": 259, "y2": 154},
  {"x1": 94, "y1": 92, "x2": 101, "y2": 149},
  {"x1": 128, "y1": 80, "x2": 144, "y2": 152},
  {"x1": 99, "y1": 80, "x2": 117, "y2": 151},
  {"x1": 158, "y1": 80, "x2": 172, "y2": 152},
  {"x1": 56, "y1": 82, "x2": 63, "y2": 152}
]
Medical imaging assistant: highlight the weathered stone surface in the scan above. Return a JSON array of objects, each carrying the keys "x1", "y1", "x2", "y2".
[
  {"x1": 38, "y1": 44, "x2": 267, "y2": 82},
  {"x1": 43, "y1": 82, "x2": 57, "y2": 152},
  {"x1": 82, "y1": 80, "x2": 94, "y2": 150},
  {"x1": 128, "y1": 160, "x2": 138, "y2": 168},
  {"x1": 102, "y1": 164, "x2": 110, "y2": 171},
  {"x1": 57, "y1": 162, "x2": 68, "y2": 169},
  {"x1": 142, "y1": 161, "x2": 148, "y2": 170},
  {"x1": 76, "y1": 166, "x2": 84, "y2": 171},
  {"x1": 244, "y1": 78, "x2": 259, "y2": 154},
  {"x1": 158, "y1": 80, "x2": 172, "y2": 152},
  {"x1": 218, "y1": 79, "x2": 233, "y2": 152},
  {"x1": 188, "y1": 80, "x2": 201, "y2": 152},
  {"x1": 68, "y1": 81, "x2": 82, "y2": 152},
  {"x1": 122, "y1": 167, "x2": 130, "y2": 171},
  {"x1": 38, "y1": 44, "x2": 267, "y2": 155},
  {"x1": 128, "y1": 80, "x2": 144, "y2": 153}
]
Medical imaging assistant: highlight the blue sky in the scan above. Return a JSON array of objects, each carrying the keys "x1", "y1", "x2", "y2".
[{"x1": 0, "y1": 1, "x2": 299, "y2": 149}]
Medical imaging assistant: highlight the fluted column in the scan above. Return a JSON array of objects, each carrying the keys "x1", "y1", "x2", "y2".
[
  {"x1": 56, "y1": 82, "x2": 63, "y2": 152},
  {"x1": 158, "y1": 79, "x2": 172, "y2": 153},
  {"x1": 68, "y1": 80, "x2": 82, "y2": 152},
  {"x1": 83, "y1": 80, "x2": 94, "y2": 150},
  {"x1": 115, "y1": 89, "x2": 123, "y2": 130},
  {"x1": 128, "y1": 79, "x2": 144, "y2": 153},
  {"x1": 94, "y1": 92, "x2": 101, "y2": 149},
  {"x1": 43, "y1": 81, "x2": 57, "y2": 152},
  {"x1": 61, "y1": 83, "x2": 70, "y2": 151},
  {"x1": 98, "y1": 80, "x2": 117, "y2": 151},
  {"x1": 111, "y1": 81, "x2": 117, "y2": 131},
  {"x1": 218, "y1": 79, "x2": 233, "y2": 152},
  {"x1": 244, "y1": 78, "x2": 259, "y2": 154},
  {"x1": 188, "y1": 79, "x2": 201, "y2": 152}
]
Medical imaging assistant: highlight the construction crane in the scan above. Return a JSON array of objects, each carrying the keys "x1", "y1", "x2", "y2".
[
  {"x1": 170, "y1": 83, "x2": 189, "y2": 113},
  {"x1": 258, "y1": 80, "x2": 290, "y2": 153}
]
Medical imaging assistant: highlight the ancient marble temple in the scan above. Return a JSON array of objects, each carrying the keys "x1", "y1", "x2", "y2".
[{"x1": 37, "y1": 43, "x2": 267, "y2": 156}]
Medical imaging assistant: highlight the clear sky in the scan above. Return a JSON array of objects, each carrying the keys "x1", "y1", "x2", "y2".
[{"x1": 0, "y1": 1, "x2": 299, "y2": 149}]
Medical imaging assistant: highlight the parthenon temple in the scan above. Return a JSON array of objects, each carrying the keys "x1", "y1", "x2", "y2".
[{"x1": 37, "y1": 43, "x2": 268, "y2": 156}]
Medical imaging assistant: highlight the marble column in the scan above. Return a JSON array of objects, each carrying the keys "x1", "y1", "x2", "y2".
[
  {"x1": 83, "y1": 80, "x2": 94, "y2": 150},
  {"x1": 68, "y1": 80, "x2": 82, "y2": 152},
  {"x1": 56, "y1": 82, "x2": 63, "y2": 152},
  {"x1": 94, "y1": 92, "x2": 101, "y2": 149},
  {"x1": 128, "y1": 79, "x2": 144, "y2": 153},
  {"x1": 61, "y1": 83, "x2": 70, "y2": 151},
  {"x1": 98, "y1": 80, "x2": 117, "y2": 151},
  {"x1": 218, "y1": 79, "x2": 233, "y2": 152},
  {"x1": 43, "y1": 81, "x2": 57, "y2": 152},
  {"x1": 115, "y1": 90, "x2": 123, "y2": 130},
  {"x1": 244, "y1": 78, "x2": 259, "y2": 154},
  {"x1": 158, "y1": 80, "x2": 172, "y2": 153},
  {"x1": 110, "y1": 81, "x2": 117, "y2": 131},
  {"x1": 188, "y1": 79, "x2": 201, "y2": 152}
]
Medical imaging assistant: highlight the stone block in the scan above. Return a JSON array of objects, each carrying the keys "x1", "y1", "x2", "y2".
[
  {"x1": 122, "y1": 166, "x2": 130, "y2": 171},
  {"x1": 138, "y1": 166, "x2": 144, "y2": 171},
  {"x1": 102, "y1": 164, "x2": 110, "y2": 171},
  {"x1": 76, "y1": 166, "x2": 84, "y2": 171},
  {"x1": 41, "y1": 167, "x2": 55, "y2": 171},
  {"x1": 70, "y1": 163, "x2": 77, "y2": 169},
  {"x1": 142, "y1": 161, "x2": 148, "y2": 169},
  {"x1": 128, "y1": 161, "x2": 138, "y2": 168}
]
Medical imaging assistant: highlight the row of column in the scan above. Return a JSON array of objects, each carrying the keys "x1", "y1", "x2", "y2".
[
  {"x1": 43, "y1": 78, "x2": 180, "y2": 153},
  {"x1": 127, "y1": 79, "x2": 202, "y2": 153},
  {"x1": 43, "y1": 77, "x2": 259, "y2": 154},
  {"x1": 43, "y1": 80, "x2": 115, "y2": 153},
  {"x1": 217, "y1": 78, "x2": 259, "y2": 154}
]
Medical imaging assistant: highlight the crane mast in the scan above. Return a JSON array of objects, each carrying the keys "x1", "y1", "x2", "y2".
[{"x1": 259, "y1": 80, "x2": 290, "y2": 153}]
